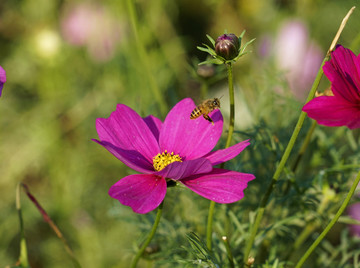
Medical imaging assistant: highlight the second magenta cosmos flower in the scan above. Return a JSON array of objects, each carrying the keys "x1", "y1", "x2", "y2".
[
  {"x1": 303, "y1": 45, "x2": 360, "y2": 129},
  {"x1": 94, "y1": 98, "x2": 255, "y2": 214}
]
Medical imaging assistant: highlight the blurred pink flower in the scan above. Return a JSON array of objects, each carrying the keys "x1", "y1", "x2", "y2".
[
  {"x1": 61, "y1": 3, "x2": 122, "y2": 62},
  {"x1": 0, "y1": 66, "x2": 6, "y2": 97},
  {"x1": 348, "y1": 202, "x2": 360, "y2": 237},
  {"x1": 303, "y1": 45, "x2": 360, "y2": 129},
  {"x1": 93, "y1": 98, "x2": 255, "y2": 214},
  {"x1": 259, "y1": 20, "x2": 323, "y2": 100},
  {"x1": 275, "y1": 20, "x2": 323, "y2": 100}
]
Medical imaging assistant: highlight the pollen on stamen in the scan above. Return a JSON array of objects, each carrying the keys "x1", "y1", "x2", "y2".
[{"x1": 153, "y1": 150, "x2": 182, "y2": 171}]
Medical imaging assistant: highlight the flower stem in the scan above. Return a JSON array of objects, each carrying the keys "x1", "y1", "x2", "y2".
[
  {"x1": 130, "y1": 201, "x2": 164, "y2": 268},
  {"x1": 206, "y1": 63, "x2": 235, "y2": 251},
  {"x1": 292, "y1": 120, "x2": 317, "y2": 172},
  {"x1": 294, "y1": 170, "x2": 360, "y2": 268},
  {"x1": 242, "y1": 7, "x2": 355, "y2": 264},
  {"x1": 225, "y1": 63, "x2": 235, "y2": 148},
  {"x1": 206, "y1": 200, "x2": 216, "y2": 250},
  {"x1": 16, "y1": 183, "x2": 29, "y2": 268},
  {"x1": 222, "y1": 236, "x2": 235, "y2": 268},
  {"x1": 125, "y1": 0, "x2": 167, "y2": 115}
]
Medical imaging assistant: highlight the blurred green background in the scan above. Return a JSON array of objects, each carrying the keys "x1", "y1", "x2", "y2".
[{"x1": 1, "y1": 0, "x2": 360, "y2": 267}]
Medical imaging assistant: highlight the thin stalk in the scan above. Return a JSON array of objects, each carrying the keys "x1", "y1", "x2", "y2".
[
  {"x1": 294, "y1": 170, "x2": 360, "y2": 268},
  {"x1": 131, "y1": 201, "x2": 164, "y2": 268},
  {"x1": 21, "y1": 183, "x2": 81, "y2": 268},
  {"x1": 292, "y1": 120, "x2": 317, "y2": 172},
  {"x1": 242, "y1": 7, "x2": 355, "y2": 264},
  {"x1": 222, "y1": 236, "x2": 235, "y2": 268},
  {"x1": 206, "y1": 63, "x2": 235, "y2": 251},
  {"x1": 206, "y1": 201, "x2": 216, "y2": 250},
  {"x1": 125, "y1": 0, "x2": 167, "y2": 115},
  {"x1": 16, "y1": 183, "x2": 29, "y2": 268},
  {"x1": 225, "y1": 63, "x2": 235, "y2": 148}
]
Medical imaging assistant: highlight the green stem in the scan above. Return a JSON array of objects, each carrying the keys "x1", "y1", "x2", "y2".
[
  {"x1": 125, "y1": 0, "x2": 167, "y2": 115},
  {"x1": 293, "y1": 223, "x2": 317, "y2": 252},
  {"x1": 294, "y1": 170, "x2": 360, "y2": 268},
  {"x1": 225, "y1": 63, "x2": 235, "y2": 148},
  {"x1": 206, "y1": 63, "x2": 235, "y2": 251},
  {"x1": 222, "y1": 236, "x2": 235, "y2": 268},
  {"x1": 130, "y1": 202, "x2": 164, "y2": 268},
  {"x1": 16, "y1": 183, "x2": 29, "y2": 267},
  {"x1": 292, "y1": 120, "x2": 317, "y2": 172},
  {"x1": 206, "y1": 201, "x2": 216, "y2": 250},
  {"x1": 243, "y1": 56, "x2": 328, "y2": 264}
]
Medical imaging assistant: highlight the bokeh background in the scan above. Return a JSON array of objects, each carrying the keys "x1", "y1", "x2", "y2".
[{"x1": 1, "y1": 0, "x2": 360, "y2": 267}]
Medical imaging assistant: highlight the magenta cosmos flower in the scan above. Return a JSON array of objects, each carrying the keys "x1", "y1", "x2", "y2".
[
  {"x1": 0, "y1": 66, "x2": 6, "y2": 97},
  {"x1": 302, "y1": 45, "x2": 360, "y2": 129},
  {"x1": 94, "y1": 98, "x2": 255, "y2": 214}
]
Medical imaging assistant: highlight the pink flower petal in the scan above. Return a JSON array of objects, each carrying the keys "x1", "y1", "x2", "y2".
[
  {"x1": 143, "y1": 115, "x2": 162, "y2": 142},
  {"x1": 303, "y1": 96, "x2": 360, "y2": 129},
  {"x1": 159, "y1": 98, "x2": 223, "y2": 160},
  {"x1": 180, "y1": 168, "x2": 255, "y2": 203},
  {"x1": 204, "y1": 139, "x2": 251, "y2": 166},
  {"x1": 109, "y1": 174, "x2": 167, "y2": 214},
  {"x1": 96, "y1": 104, "x2": 160, "y2": 163},
  {"x1": 155, "y1": 158, "x2": 212, "y2": 180},
  {"x1": 93, "y1": 140, "x2": 154, "y2": 173},
  {"x1": 323, "y1": 45, "x2": 360, "y2": 102}
]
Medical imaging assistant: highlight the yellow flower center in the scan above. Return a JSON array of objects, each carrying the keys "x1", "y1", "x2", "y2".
[{"x1": 153, "y1": 150, "x2": 182, "y2": 171}]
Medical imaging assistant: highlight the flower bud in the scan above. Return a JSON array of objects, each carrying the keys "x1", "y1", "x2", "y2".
[{"x1": 215, "y1": 33, "x2": 240, "y2": 60}]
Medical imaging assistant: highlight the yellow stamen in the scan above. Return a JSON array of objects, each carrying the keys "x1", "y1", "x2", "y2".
[{"x1": 153, "y1": 150, "x2": 182, "y2": 171}]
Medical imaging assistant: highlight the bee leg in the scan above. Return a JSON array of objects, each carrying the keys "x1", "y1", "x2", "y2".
[{"x1": 203, "y1": 114, "x2": 214, "y2": 125}]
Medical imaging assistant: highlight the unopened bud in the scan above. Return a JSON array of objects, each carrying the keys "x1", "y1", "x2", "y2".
[{"x1": 215, "y1": 33, "x2": 240, "y2": 60}]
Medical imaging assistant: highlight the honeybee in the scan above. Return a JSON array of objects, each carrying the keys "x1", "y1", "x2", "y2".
[{"x1": 190, "y1": 98, "x2": 221, "y2": 125}]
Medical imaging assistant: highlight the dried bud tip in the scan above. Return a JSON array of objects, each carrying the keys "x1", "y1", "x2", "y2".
[{"x1": 246, "y1": 256, "x2": 255, "y2": 266}]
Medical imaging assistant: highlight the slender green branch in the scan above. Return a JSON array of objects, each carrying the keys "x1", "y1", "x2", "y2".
[
  {"x1": 131, "y1": 202, "x2": 164, "y2": 268},
  {"x1": 222, "y1": 236, "x2": 235, "y2": 268},
  {"x1": 292, "y1": 120, "x2": 317, "y2": 172},
  {"x1": 294, "y1": 170, "x2": 360, "y2": 268},
  {"x1": 16, "y1": 183, "x2": 29, "y2": 268},
  {"x1": 206, "y1": 63, "x2": 235, "y2": 251},
  {"x1": 225, "y1": 63, "x2": 235, "y2": 148},
  {"x1": 206, "y1": 201, "x2": 216, "y2": 250},
  {"x1": 126, "y1": 0, "x2": 167, "y2": 115}
]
